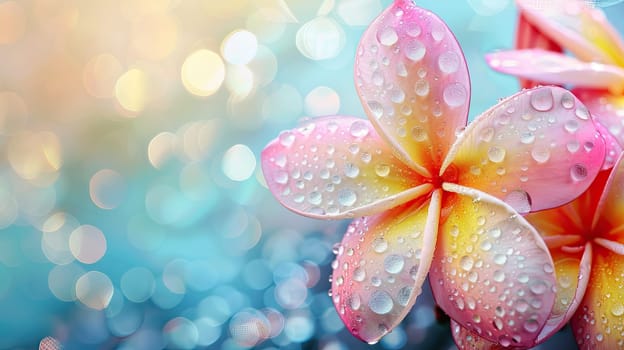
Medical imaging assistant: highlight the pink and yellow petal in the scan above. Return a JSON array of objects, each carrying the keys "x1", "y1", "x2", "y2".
[
  {"x1": 331, "y1": 190, "x2": 442, "y2": 343},
  {"x1": 452, "y1": 320, "x2": 506, "y2": 350},
  {"x1": 517, "y1": 0, "x2": 624, "y2": 66},
  {"x1": 574, "y1": 88, "x2": 624, "y2": 148},
  {"x1": 355, "y1": 0, "x2": 470, "y2": 175},
  {"x1": 593, "y1": 153, "x2": 624, "y2": 241},
  {"x1": 430, "y1": 183, "x2": 556, "y2": 347},
  {"x1": 571, "y1": 246, "x2": 624, "y2": 349},
  {"x1": 486, "y1": 49, "x2": 624, "y2": 91},
  {"x1": 445, "y1": 86, "x2": 605, "y2": 213},
  {"x1": 261, "y1": 116, "x2": 430, "y2": 219}
]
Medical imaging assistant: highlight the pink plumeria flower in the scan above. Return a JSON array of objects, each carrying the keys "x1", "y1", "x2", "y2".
[
  {"x1": 453, "y1": 152, "x2": 624, "y2": 349},
  {"x1": 261, "y1": 0, "x2": 606, "y2": 346},
  {"x1": 487, "y1": 0, "x2": 624, "y2": 155}
]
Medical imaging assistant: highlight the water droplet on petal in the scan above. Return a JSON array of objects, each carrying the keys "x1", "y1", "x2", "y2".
[
  {"x1": 575, "y1": 106, "x2": 590, "y2": 120},
  {"x1": 493, "y1": 254, "x2": 507, "y2": 265},
  {"x1": 561, "y1": 92, "x2": 575, "y2": 109},
  {"x1": 350, "y1": 120, "x2": 369, "y2": 138},
  {"x1": 570, "y1": 164, "x2": 588, "y2": 182},
  {"x1": 353, "y1": 267, "x2": 366, "y2": 282},
  {"x1": 406, "y1": 22, "x2": 421, "y2": 37},
  {"x1": 348, "y1": 293, "x2": 361, "y2": 310},
  {"x1": 487, "y1": 146, "x2": 506, "y2": 163},
  {"x1": 384, "y1": 254, "x2": 405, "y2": 274},
  {"x1": 520, "y1": 132, "x2": 535, "y2": 144},
  {"x1": 396, "y1": 286, "x2": 413, "y2": 306},
  {"x1": 414, "y1": 79, "x2": 430, "y2": 97},
  {"x1": 460, "y1": 256, "x2": 474, "y2": 271},
  {"x1": 431, "y1": 23, "x2": 445, "y2": 41},
  {"x1": 564, "y1": 120, "x2": 579, "y2": 133},
  {"x1": 279, "y1": 131, "x2": 295, "y2": 147},
  {"x1": 524, "y1": 319, "x2": 540, "y2": 333},
  {"x1": 338, "y1": 189, "x2": 357, "y2": 207},
  {"x1": 377, "y1": 27, "x2": 398, "y2": 46},
  {"x1": 530, "y1": 88, "x2": 554, "y2": 111},
  {"x1": 275, "y1": 171, "x2": 289, "y2": 184},
  {"x1": 405, "y1": 40, "x2": 426, "y2": 61},
  {"x1": 531, "y1": 147, "x2": 550, "y2": 164},
  {"x1": 443, "y1": 83, "x2": 467, "y2": 107},
  {"x1": 372, "y1": 237, "x2": 388, "y2": 253},
  {"x1": 438, "y1": 51, "x2": 460, "y2": 74},
  {"x1": 368, "y1": 100, "x2": 384, "y2": 118},
  {"x1": 493, "y1": 270, "x2": 505, "y2": 282},
  {"x1": 344, "y1": 163, "x2": 360, "y2": 178},
  {"x1": 375, "y1": 164, "x2": 390, "y2": 177},
  {"x1": 611, "y1": 304, "x2": 624, "y2": 316},
  {"x1": 504, "y1": 190, "x2": 532, "y2": 214},
  {"x1": 369, "y1": 290, "x2": 394, "y2": 315}
]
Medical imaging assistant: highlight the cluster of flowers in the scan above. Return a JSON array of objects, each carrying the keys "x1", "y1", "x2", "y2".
[{"x1": 261, "y1": 0, "x2": 624, "y2": 348}]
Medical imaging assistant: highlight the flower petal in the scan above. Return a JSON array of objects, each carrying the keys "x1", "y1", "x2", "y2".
[
  {"x1": 574, "y1": 88, "x2": 624, "y2": 148},
  {"x1": 355, "y1": 0, "x2": 470, "y2": 175},
  {"x1": 444, "y1": 86, "x2": 606, "y2": 213},
  {"x1": 331, "y1": 190, "x2": 442, "y2": 344},
  {"x1": 261, "y1": 116, "x2": 431, "y2": 219},
  {"x1": 594, "y1": 153, "x2": 624, "y2": 240},
  {"x1": 430, "y1": 183, "x2": 556, "y2": 347},
  {"x1": 451, "y1": 320, "x2": 505, "y2": 350},
  {"x1": 486, "y1": 49, "x2": 624, "y2": 91},
  {"x1": 517, "y1": 0, "x2": 624, "y2": 66},
  {"x1": 571, "y1": 245, "x2": 624, "y2": 349},
  {"x1": 515, "y1": 11, "x2": 562, "y2": 89}
]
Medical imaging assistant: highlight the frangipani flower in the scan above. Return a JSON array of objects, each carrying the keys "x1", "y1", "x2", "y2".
[
  {"x1": 261, "y1": 0, "x2": 606, "y2": 346},
  {"x1": 487, "y1": 0, "x2": 624, "y2": 151},
  {"x1": 452, "y1": 153, "x2": 624, "y2": 349}
]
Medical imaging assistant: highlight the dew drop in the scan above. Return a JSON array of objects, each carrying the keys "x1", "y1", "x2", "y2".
[
  {"x1": 504, "y1": 190, "x2": 532, "y2": 214},
  {"x1": 368, "y1": 100, "x2": 384, "y2": 118},
  {"x1": 460, "y1": 255, "x2": 474, "y2": 271},
  {"x1": 353, "y1": 267, "x2": 366, "y2": 282},
  {"x1": 431, "y1": 23, "x2": 445, "y2": 41},
  {"x1": 371, "y1": 276, "x2": 381, "y2": 287},
  {"x1": 517, "y1": 273, "x2": 530, "y2": 284},
  {"x1": 279, "y1": 131, "x2": 296, "y2": 147},
  {"x1": 405, "y1": 40, "x2": 426, "y2": 61},
  {"x1": 567, "y1": 140, "x2": 580, "y2": 153},
  {"x1": 564, "y1": 120, "x2": 579, "y2": 133},
  {"x1": 443, "y1": 83, "x2": 467, "y2": 107},
  {"x1": 583, "y1": 141, "x2": 594, "y2": 152},
  {"x1": 390, "y1": 88, "x2": 406, "y2": 104},
  {"x1": 493, "y1": 270, "x2": 505, "y2": 282},
  {"x1": 377, "y1": 27, "x2": 398, "y2": 46},
  {"x1": 438, "y1": 51, "x2": 460, "y2": 74},
  {"x1": 384, "y1": 254, "x2": 405, "y2": 274},
  {"x1": 480, "y1": 241, "x2": 492, "y2": 251},
  {"x1": 375, "y1": 164, "x2": 390, "y2": 177},
  {"x1": 520, "y1": 132, "x2": 535, "y2": 144},
  {"x1": 531, "y1": 147, "x2": 550, "y2": 164},
  {"x1": 524, "y1": 319, "x2": 540, "y2": 333},
  {"x1": 494, "y1": 318, "x2": 504, "y2": 330},
  {"x1": 344, "y1": 163, "x2": 360, "y2": 178},
  {"x1": 493, "y1": 254, "x2": 507, "y2": 265},
  {"x1": 530, "y1": 88, "x2": 554, "y2": 112},
  {"x1": 275, "y1": 171, "x2": 289, "y2": 184},
  {"x1": 308, "y1": 191, "x2": 322, "y2": 205},
  {"x1": 487, "y1": 146, "x2": 506, "y2": 163},
  {"x1": 350, "y1": 120, "x2": 370, "y2": 138},
  {"x1": 411, "y1": 126, "x2": 428, "y2": 142},
  {"x1": 372, "y1": 237, "x2": 388, "y2": 253},
  {"x1": 369, "y1": 290, "x2": 394, "y2": 315},
  {"x1": 529, "y1": 280, "x2": 548, "y2": 295},
  {"x1": 406, "y1": 22, "x2": 421, "y2": 37},
  {"x1": 468, "y1": 271, "x2": 478, "y2": 283},
  {"x1": 397, "y1": 286, "x2": 413, "y2": 306},
  {"x1": 570, "y1": 164, "x2": 588, "y2": 182},
  {"x1": 338, "y1": 189, "x2": 357, "y2": 207},
  {"x1": 575, "y1": 105, "x2": 590, "y2": 120},
  {"x1": 488, "y1": 227, "x2": 502, "y2": 239},
  {"x1": 414, "y1": 79, "x2": 430, "y2": 97},
  {"x1": 611, "y1": 304, "x2": 624, "y2": 317},
  {"x1": 348, "y1": 293, "x2": 362, "y2": 310},
  {"x1": 561, "y1": 92, "x2": 575, "y2": 109}
]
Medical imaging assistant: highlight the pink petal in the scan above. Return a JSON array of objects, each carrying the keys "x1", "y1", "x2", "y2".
[
  {"x1": 593, "y1": 153, "x2": 624, "y2": 240},
  {"x1": 570, "y1": 245, "x2": 624, "y2": 349},
  {"x1": 261, "y1": 116, "x2": 430, "y2": 219},
  {"x1": 444, "y1": 86, "x2": 606, "y2": 213},
  {"x1": 517, "y1": 0, "x2": 624, "y2": 66},
  {"x1": 430, "y1": 183, "x2": 556, "y2": 348},
  {"x1": 451, "y1": 320, "x2": 505, "y2": 350},
  {"x1": 355, "y1": 0, "x2": 470, "y2": 176},
  {"x1": 515, "y1": 11, "x2": 563, "y2": 89},
  {"x1": 486, "y1": 49, "x2": 624, "y2": 91},
  {"x1": 331, "y1": 190, "x2": 442, "y2": 344},
  {"x1": 573, "y1": 88, "x2": 624, "y2": 148}
]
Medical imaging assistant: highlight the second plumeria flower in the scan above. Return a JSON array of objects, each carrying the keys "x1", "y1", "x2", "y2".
[{"x1": 261, "y1": 0, "x2": 606, "y2": 346}]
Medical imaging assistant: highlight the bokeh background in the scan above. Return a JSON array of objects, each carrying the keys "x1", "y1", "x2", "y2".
[{"x1": 1, "y1": 0, "x2": 623, "y2": 349}]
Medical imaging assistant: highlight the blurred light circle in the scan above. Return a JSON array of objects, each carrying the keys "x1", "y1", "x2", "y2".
[
  {"x1": 7, "y1": 131, "x2": 62, "y2": 185},
  {"x1": 275, "y1": 278, "x2": 308, "y2": 309},
  {"x1": 304, "y1": 86, "x2": 340, "y2": 116},
  {"x1": 222, "y1": 144, "x2": 256, "y2": 182},
  {"x1": 181, "y1": 49, "x2": 225, "y2": 97},
  {"x1": 320, "y1": 306, "x2": 343, "y2": 333},
  {"x1": 221, "y1": 29, "x2": 258, "y2": 65},
  {"x1": 194, "y1": 318, "x2": 221, "y2": 347},
  {"x1": 48, "y1": 263, "x2": 84, "y2": 301},
  {"x1": 131, "y1": 14, "x2": 177, "y2": 60},
  {"x1": 179, "y1": 163, "x2": 216, "y2": 202},
  {"x1": 337, "y1": 0, "x2": 382, "y2": 26},
  {"x1": 69, "y1": 225, "x2": 107, "y2": 264},
  {"x1": 83, "y1": 54, "x2": 122, "y2": 99},
  {"x1": 115, "y1": 68, "x2": 149, "y2": 114},
  {"x1": 380, "y1": 325, "x2": 407, "y2": 349},
  {"x1": 198, "y1": 296, "x2": 232, "y2": 325},
  {"x1": 144, "y1": 184, "x2": 191, "y2": 225},
  {"x1": 41, "y1": 212, "x2": 80, "y2": 265},
  {"x1": 246, "y1": 8, "x2": 287, "y2": 43},
  {"x1": 107, "y1": 302, "x2": 143, "y2": 337},
  {"x1": 248, "y1": 45, "x2": 278, "y2": 87},
  {"x1": 0, "y1": 1, "x2": 25, "y2": 45},
  {"x1": 151, "y1": 279, "x2": 184, "y2": 310},
  {"x1": 296, "y1": 17, "x2": 345, "y2": 60},
  {"x1": 75, "y1": 271, "x2": 114, "y2": 310},
  {"x1": 242, "y1": 259, "x2": 272, "y2": 290},
  {"x1": 467, "y1": 0, "x2": 510, "y2": 16},
  {"x1": 225, "y1": 64, "x2": 255, "y2": 101},
  {"x1": 263, "y1": 308, "x2": 285, "y2": 338},
  {"x1": 184, "y1": 260, "x2": 218, "y2": 291},
  {"x1": 0, "y1": 91, "x2": 28, "y2": 133},
  {"x1": 89, "y1": 169, "x2": 126, "y2": 209},
  {"x1": 284, "y1": 314, "x2": 314, "y2": 342},
  {"x1": 39, "y1": 336, "x2": 62, "y2": 350},
  {"x1": 229, "y1": 309, "x2": 271, "y2": 347},
  {"x1": 163, "y1": 317, "x2": 199, "y2": 350},
  {"x1": 120, "y1": 267, "x2": 155, "y2": 302},
  {"x1": 148, "y1": 131, "x2": 177, "y2": 169},
  {"x1": 162, "y1": 259, "x2": 187, "y2": 294}
]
